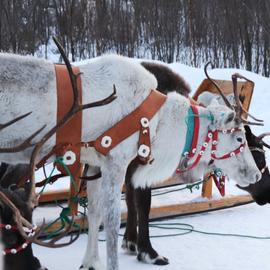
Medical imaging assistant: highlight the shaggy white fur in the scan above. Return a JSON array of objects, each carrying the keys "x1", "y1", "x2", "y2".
[{"x1": 0, "y1": 53, "x2": 261, "y2": 270}]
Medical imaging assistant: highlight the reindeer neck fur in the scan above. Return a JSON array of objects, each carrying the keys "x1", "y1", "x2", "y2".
[
  {"x1": 0, "y1": 53, "x2": 157, "y2": 165},
  {"x1": 131, "y1": 93, "x2": 212, "y2": 188}
]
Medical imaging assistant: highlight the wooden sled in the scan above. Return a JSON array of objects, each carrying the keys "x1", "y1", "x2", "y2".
[{"x1": 37, "y1": 77, "x2": 255, "y2": 232}]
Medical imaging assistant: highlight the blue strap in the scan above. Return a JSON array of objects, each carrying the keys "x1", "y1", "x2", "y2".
[
  {"x1": 182, "y1": 107, "x2": 195, "y2": 156},
  {"x1": 181, "y1": 107, "x2": 214, "y2": 157}
]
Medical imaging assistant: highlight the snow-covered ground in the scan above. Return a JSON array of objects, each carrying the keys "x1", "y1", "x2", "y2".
[
  {"x1": 34, "y1": 202, "x2": 270, "y2": 270},
  {"x1": 33, "y1": 60, "x2": 270, "y2": 270}
]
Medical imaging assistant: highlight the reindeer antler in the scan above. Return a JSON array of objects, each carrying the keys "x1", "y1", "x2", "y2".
[
  {"x1": 256, "y1": 132, "x2": 270, "y2": 149},
  {"x1": 231, "y1": 74, "x2": 264, "y2": 126},
  {"x1": 25, "y1": 37, "x2": 117, "y2": 247},
  {"x1": 0, "y1": 112, "x2": 46, "y2": 153},
  {"x1": 0, "y1": 189, "x2": 80, "y2": 248},
  {"x1": 204, "y1": 62, "x2": 233, "y2": 109},
  {"x1": 0, "y1": 37, "x2": 117, "y2": 248},
  {"x1": 204, "y1": 62, "x2": 263, "y2": 126}
]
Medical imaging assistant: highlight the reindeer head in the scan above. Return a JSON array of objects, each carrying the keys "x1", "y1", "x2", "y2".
[
  {"x1": 238, "y1": 127, "x2": 270, "y2": 205},
  {"x1": 0, "y1": 164, "x2": 47, "y2": 270},
  {"x1": 205, "y1": 102, "x2": 261, "y2": 187},
  {"x1": 196, "y1": 63, "x2": 270, "y2": 198}
]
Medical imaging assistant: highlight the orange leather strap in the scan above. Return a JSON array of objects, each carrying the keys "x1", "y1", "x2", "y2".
[
  {"x1": 54, "y1": 64, "x2": 82, "y2": 177},
  {"x1": 93, "y1": 90, "x2": 167, "y2": 163}
]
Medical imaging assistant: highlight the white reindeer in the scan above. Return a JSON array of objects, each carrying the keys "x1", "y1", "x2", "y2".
[{"x1": 0, "y1": 53, "x2": 261, "y2": 270}]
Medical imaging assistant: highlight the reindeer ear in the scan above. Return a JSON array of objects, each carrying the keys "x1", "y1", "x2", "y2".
[{"x1": 244, "y1": 125, "x2": 252, "y2": 135}]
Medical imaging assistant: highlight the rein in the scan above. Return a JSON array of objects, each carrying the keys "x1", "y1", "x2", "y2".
[
  {"x1": 177, "y1": 104, "x2": 246, "y2": 174},
  {"x1": 177, "y1": 127, "x2": 246, "y2": 174},
  {"x1": 0, "y1": 223, "x2": 36, "y2": 255}
]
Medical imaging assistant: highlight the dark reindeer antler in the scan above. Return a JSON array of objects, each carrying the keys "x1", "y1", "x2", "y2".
[
  {"x1": 231, "y1": 74, "x2": 263, "y2": 126},
  {"x1": 26, "y1": 37, "x2": 117, "y2": 247},
  {"x1": 0, "y1": 112, "x2": 46, "y2": 153},
  {"x1": 204, "y1": 62, "x2": 263, "y2": 126},
  {"x1": 204, "y1": 62, "x2": 233, "y2": 110},
  {"x1": 257, "y1": 132, "x2": 270, "y2": 149},
  {"x1": 0, "y1": 37, "x2": 117, "y2": 248}
]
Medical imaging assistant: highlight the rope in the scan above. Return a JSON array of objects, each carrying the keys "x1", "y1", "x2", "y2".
[
  {"x1": 37, "y1": 156, "x2": 87, "y2": 238},
  {"x1": 147, "y1": 222, "x2": 270, "y2": 240},
  {"x1": 98, "y1": 221, "x2": 270, "y2": 242}
]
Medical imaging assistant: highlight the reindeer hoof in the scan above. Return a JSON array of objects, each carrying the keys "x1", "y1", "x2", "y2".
[
  {"x1": 79, "y1": 266, "x2": 96, "y2": 270},
  {"x1": 137, "y1": 252, "x2": 169, "y2": 265},
  {"x1": 154, "y1": 256, "x2": 169, "y2": 265},
  {"x1": 79, "y1": 261, "x2": 105, "y2": 270},
  {"x1": 121, "y1": 238, "x2": 137, "y2": 254}
]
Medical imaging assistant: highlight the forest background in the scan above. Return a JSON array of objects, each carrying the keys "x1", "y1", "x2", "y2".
[{"x1": 1, "y1": 0, "x2": 270, "y2": 76}]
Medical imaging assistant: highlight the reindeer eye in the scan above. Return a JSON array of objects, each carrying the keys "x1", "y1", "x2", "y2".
[{"x1": 237, "y1": 137, "x2": 243, "y2": 143}]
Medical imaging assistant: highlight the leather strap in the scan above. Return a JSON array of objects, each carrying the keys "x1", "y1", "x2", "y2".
[
  {"x1": 54, "y1": 64, "x2": 82, "y2": 177},
  {"x1": 93, "y1": 90, "x2": 167, "y2": 162}
]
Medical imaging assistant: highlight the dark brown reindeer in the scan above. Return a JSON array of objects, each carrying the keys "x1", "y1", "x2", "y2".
[
  {"x1": 239, "y1": 127, "x2": 270, "y2": 205},
  {"x1": 122, "y1": 62, "x2": 191, "y2": 265},
  {"x1": 122, "y1": 63, "x2": 270, "y2": 266},
  {"x1": 0, "y1": 38, "x2": 116, "y2": 270}
]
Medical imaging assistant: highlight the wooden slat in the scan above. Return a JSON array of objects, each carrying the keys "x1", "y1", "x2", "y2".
[
  {"x1": 39, "y1": 176, "x2": 183, "y2": 203},
  {"x1": 40, "y1": 194, "x2": 253, "y2": 235},
  {"x1": 39, "y1": 189, "x2": 87, "y2": 203}
]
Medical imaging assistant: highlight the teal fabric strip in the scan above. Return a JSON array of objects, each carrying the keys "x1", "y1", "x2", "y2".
[{"x1": 182, "y1": 107, "x2": 194, "y2": 156}]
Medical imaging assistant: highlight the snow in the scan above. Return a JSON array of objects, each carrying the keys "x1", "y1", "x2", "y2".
[
  {"x1": 31, "y1": 61, "x2": 270, "y2": 269},
  {"x1": 34, "y1": 203, "x2": 270, "y2": 270}
]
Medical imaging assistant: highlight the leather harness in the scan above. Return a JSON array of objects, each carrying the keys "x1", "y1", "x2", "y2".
[
  {"x1": 54, "y1": 65, "x2": 167, "y2": 174},
  {"x1": 54, "y1": 64, "x2": 82, "y2": 177}
]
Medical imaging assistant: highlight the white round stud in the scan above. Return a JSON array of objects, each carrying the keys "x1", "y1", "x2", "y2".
[
  {"x1": 11, "y1": 249, "x2": 17, "y2": 254},
  {"x1": 143, "y1": 129, "x2": 148, "y2": 135},
  {"x1": 63, "y1": 150, "x2": 76, "y2": 166},
  {"x1": 22, "y1": 243, "x2": 28, "y2": 249},
  {"x1": 192, "y1": 148, "x2": 196, "y2": 154},
  {"x1": 211, "y1": 150, "x2": 216, "y2": 154},
  {"x1": 208, "y1": 133, "x2": 213, "y2": 139},
  {"x1": 199, "y1": 151, "x2": 204, "y2": 156},
  {"x1": 213, "y1": 140, "x2": 218, "y2": 145},
  {"x1": 29, "y1": 231, "x2": 35, "y2": 237},
  {"x1": 5, "y1": 224, "x2": 11, "y2": 230},
  {"x1": 23, "y1": 226, "x2": 32, "y2": 233},
  {"x1": 101, "y1": 136, "x2": 112, "y2": 148},
  {"x1": 184, "y1": 151, "x2": 189, "y2": 156},
  {"x1": 240, "y1": 147, "x2": 244, "y2": 152},
  {"x1": 222, "y1": 130, "x2": 227, "y2": 134},
  {"x1": 138, "y1": 144, "x2": 150, "y2": 158},
  {"x1": 230, "y1": 152, "x2": 235, "y2": 157},
  {"x1": 203, "y1": 142, "x2": 208, "y2": 147},
  {"x1": 2, "y1": 251, "x2": 6, "y2": 256},
  {"x1": 140, "y1": 117, "x2": 150, "y2": 128},
  {"x1": 230, "y1": 128, "x2": 235, "y2": 133}
]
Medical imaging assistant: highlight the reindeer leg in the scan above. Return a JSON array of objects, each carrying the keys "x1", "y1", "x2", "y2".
[
  {"x1": 122, "y1": 160, "x2": 138, "y2": 254},
  {"x1": 80, "y1": 166, "x2": 104, "y2": 270},
  {"x1": 101, "y1": 160, "x2": 126, "y2": 270},
  {"x1": 136, "y1": 187, "x2": 169, "y2": 265}
]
